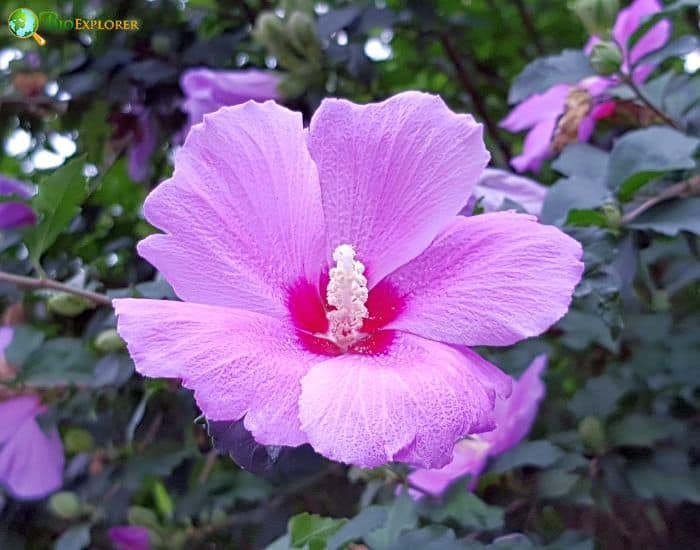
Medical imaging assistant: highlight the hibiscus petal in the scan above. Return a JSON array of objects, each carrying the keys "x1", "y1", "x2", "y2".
[
  {"x1": 500, "y1": 84, "x2": 570, "y2": 132},
  {"x1": 384, "y1": 212, "x2": 583, "y2": 347},
  {"x1": 510, "y1": 117, "x2": 558, "y2": 173},
  {"x1": 298, "y1": 332, "x2": 499, "y2": 469},
  {"x1": 307, "y1": 91, "x2": 489, "y2": 287},
  {"x1": 407, "y1": 438, "x2": 491, "y2": 497},
  {"x1": 138, "y1": 101, "x2": 326, "y2": 317},
  {"x1": 0, "y1": 395, "x2": 40, "y2": 444},
  {"x1": 0, "y1": 399, "x2": 64, "y2": 500},
  {"x1": 484, "y1": 354, "x2": 548, "y2": 455},
  {"x1": 471, "y1": 168, "x2": 548, "y2": 216},
  {"x1": 613, "y1": 0, "x2": 669, "y2": 72},
  {"x1": 114, "y1": 298, "x2": 324, "y2": 446}
]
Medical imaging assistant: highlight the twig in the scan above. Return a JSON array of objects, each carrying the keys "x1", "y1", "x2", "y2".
[
  {"x1": 621, "y1": 175, "x2": 700, "y2": 224},
  {"x1": 512, "y1": 0, "x2": 544, "y2": 54},
  {"x1": 198, "y1": 449, "x2": 218, "y2": 485},
  {"x1": 0, "y1": 270, "x2": 112, "y2": 306},
  {"x1": 439, "y1": 33, "x2": 512, "y2": 163},
  {"x1": 621, "y1": 74, "x2": 680, "y2": 129}
]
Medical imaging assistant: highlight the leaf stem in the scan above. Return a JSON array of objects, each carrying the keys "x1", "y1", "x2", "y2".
[
  {"x1": 0, "y1": 270, "x2": 112, "y2": 306},
  {"x1": 620, "y1": 74, "x2": 680, "y2": 129},
  {"x1": 621, "y1": 175, "x2": 700, "y2": 224}
]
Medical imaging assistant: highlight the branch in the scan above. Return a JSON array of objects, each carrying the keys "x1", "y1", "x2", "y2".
[
  {"x1": 512, "y1": 0, "x2": 544, "y2": 54},
  {"x1": 439, "y1": 33, "x2": 512, "y2": 163},
  {"x1": 621, "y1": 175, "x2": 700, "y2": 224},
  {"x1": 0, "y1": 271, "x2": 112, "y2": 306},
  {"x1": 620, "y1": 74, "x2": 680, "y2": 129}
]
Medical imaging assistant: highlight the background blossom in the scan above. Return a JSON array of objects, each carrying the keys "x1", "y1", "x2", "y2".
[
  {"x1": 0, "y1": 176, "x2": 35, "y2": 229},
  {"x1": 501, "y1": 0, "x2": 671, "y2": 173},
  {"x1": 408, "y1": 355, "x2": 548, "y2": 497}
]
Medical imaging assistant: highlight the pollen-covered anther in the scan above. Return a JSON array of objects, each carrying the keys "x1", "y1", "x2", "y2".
[{"x1": 325, "y1": 244, "x2": 369, "y2": 350}]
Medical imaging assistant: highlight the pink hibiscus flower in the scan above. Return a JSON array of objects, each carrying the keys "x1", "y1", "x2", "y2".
[
  {"x1": 501, "y1": 0, "x2": 671, "y2": 173},
  {"x1": 408, "y1": 355, "x2": 548, "y2": 496},
  {"x1": 114, "y1": 92, "x2": 582, "y2": 469}
]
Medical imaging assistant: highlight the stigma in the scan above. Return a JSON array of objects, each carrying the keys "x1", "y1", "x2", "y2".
[{"x1": 325, "y1": 244, "x2": 368, "y2": 350}]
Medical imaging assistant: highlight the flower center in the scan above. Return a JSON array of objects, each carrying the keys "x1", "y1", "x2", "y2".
[{"x1": 325, "y1": 244, "x2": 368, "y2": 350}]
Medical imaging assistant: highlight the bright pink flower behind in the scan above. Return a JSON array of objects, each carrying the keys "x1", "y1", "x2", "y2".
[
  {"x1": 179, "y1": 68, "x2": 281, "y2": 139},
  {"x1": 108, "y1": 526, "x2": 150, "y2": 550},
  {"x1": 408, "y1": 355, "x2": 548, "y2": 497},
  {"x1": 465, "y1": 168, "x2": 548, "y2": 216},
  {"x1": 501, "y1": 0, "x2": 671, "y2": 173},
  {"x1": 114, "y1": 92, "x2": 582, "y2": 469},
  {"x1": 0, "y1": 176, "x2": 35, "y2": 229}
]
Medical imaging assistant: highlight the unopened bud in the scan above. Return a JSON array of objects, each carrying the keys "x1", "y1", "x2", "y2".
[
  {"x1": 95, "y1": 328, "x2": 126, "y2": 353},
  {"x1": 128, "y1": 506, "x2": 160, "y2": 529},
  {"x1": 572, "y1": 0, "x2": 619, "y2": 38},
  {"x1": 64, "y1": 427, "x2": 94, "y2": 454},
  {"x1": 579, "y1": 416, "x2": 606, "y2": 452},
  {"x1": 49, "y1": 491, "x2": 82, "y2": 519},
  {"x1": 288, "y1": 12, "x2": 322, "y2": 66},
  {"x1": 255, "y1": 11, "x2": 313, "y2": 73},
  {"x1": 589, "y1": 41, "x2": 622, "y2": 76},
  {"x1": 601, "y1": 203, "x2": 622, "y2": 229},
  {"x1": 47, "y1": 292, "x2": 94, "y2": 317}
]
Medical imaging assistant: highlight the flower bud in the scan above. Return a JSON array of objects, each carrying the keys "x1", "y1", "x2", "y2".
[
  {"x1": 589, "y1": 41, "x2": 623, "y2": 76},
  {"x1": 579, "y1": 416, "x2": 606, "y2": 453},
  {"x1": 49, "y1": 491, "x2": 82, "y2": 519},
  {"x1": 287, "y1": 11, "x2": 322, "y2": 66},
  {"x1": 128, "y1": 506, "x2": 161, "y2": 529},
  {"x1": 601, "y1": 203, "x2": 622, "y2": 229},
  {"x1": 571, "y1": 0, "x2": 619, "y2": 38},
  {"x1": 95, "y1": 328, "x2": 126, "y2": 353},
  {"x1": 47, "y1": 292, "x2": 94, "y2": 317},
  {"x1": 64, "y1": 428, "x2": 94, "y2": 454}
]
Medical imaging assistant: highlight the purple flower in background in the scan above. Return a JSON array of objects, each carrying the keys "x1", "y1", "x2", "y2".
[
  {"x1": 108, "y1": 526, "x2": 150, "y2": 550},
  {"x1": 0, "y1": 389, "x2": 65, "y2": 500},
  {"x1": 0, "y1": 175, "x2": 35, "y2": 229},
  {"x1": 465, "y1": 168, "x2": 548, "y2": 216},
  {"x1": 408, "y1": 355, "x2": 548, "y2": 497},
  {"x1": 179, "y1": 68, "x2": 281, "y2": 139},
  {"x1": 501, "y1": 0, "x2": 670, "y2": 173},
  {"x1": 114, "y1": 92, "x2": 582, "y2": 469},
  {"x1": 127, "y1": 107, "x2": 159, "y2": 183}
]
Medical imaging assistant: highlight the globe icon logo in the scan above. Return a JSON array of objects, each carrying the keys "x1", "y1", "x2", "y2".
[{"x1": 8, "y1": 8, "x2": 46, "y2": 45}]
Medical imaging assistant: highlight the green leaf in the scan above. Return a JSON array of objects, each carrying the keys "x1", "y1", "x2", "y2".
[
  {"x1": 627, "y1": 464, "x2": 700, "y2": 503},
  {"x1": 538, "y1": 469, "x2": 579, "y2": 499},
  {"x1": 508, "y1": 50, "x2": 594, "y2": 104},
  {"x1": 289, "y1": 513, "x2": 347, "y2": 550},
  {"x1": 4, "y1": 325, "x2": 45, "y2": 368},
  {"x1": 568, "y1": 374, "x2": 628, "y2": 419},
  {"x1": 53, "y1": 523, "x2": 90, "y2": 550},
  {"x1": 566, "y1": 209, "x2": 609, "y2": 228},
  {"x1": 365, "y1": 492, "x2": 418, "y2": 550},
  {"x1": 608, "y1": 414, "x2": 677, "y2": 447},
  {"x1": 540, "y1": 176, "x2": 611, "y2": 226},
  {"x1": 25, "y1": 156, "x2": 88, "y2": 269},
  {"x1": 327, "y1": 506, "x2": 388, "y2": 550},
  {"x1": 606, "y1": 127, "x2": 699, "y2": 196},
  {"x1": 18, "y1": 338, "x2": 95, "y2": 387},
  {"x1": 425, "y1": 486, "x2": 504, "y2": 531},
  {"x1": 552, "y1": 143, "x2": 609, "y2": 181},
  {"x1": 627, "y1": 197, "x2": 700, "y2": 236},
  {"x1": 386, "y1": 526, "x2": 464, "y2": 550},
  {"x1": 489, "y1": 441, "x2": 564, "y2": 474}
]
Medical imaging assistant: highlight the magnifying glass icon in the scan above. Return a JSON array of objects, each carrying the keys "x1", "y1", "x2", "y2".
[{"x1": 8, "y1": 8, "x2": 46, "y2": 46}]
